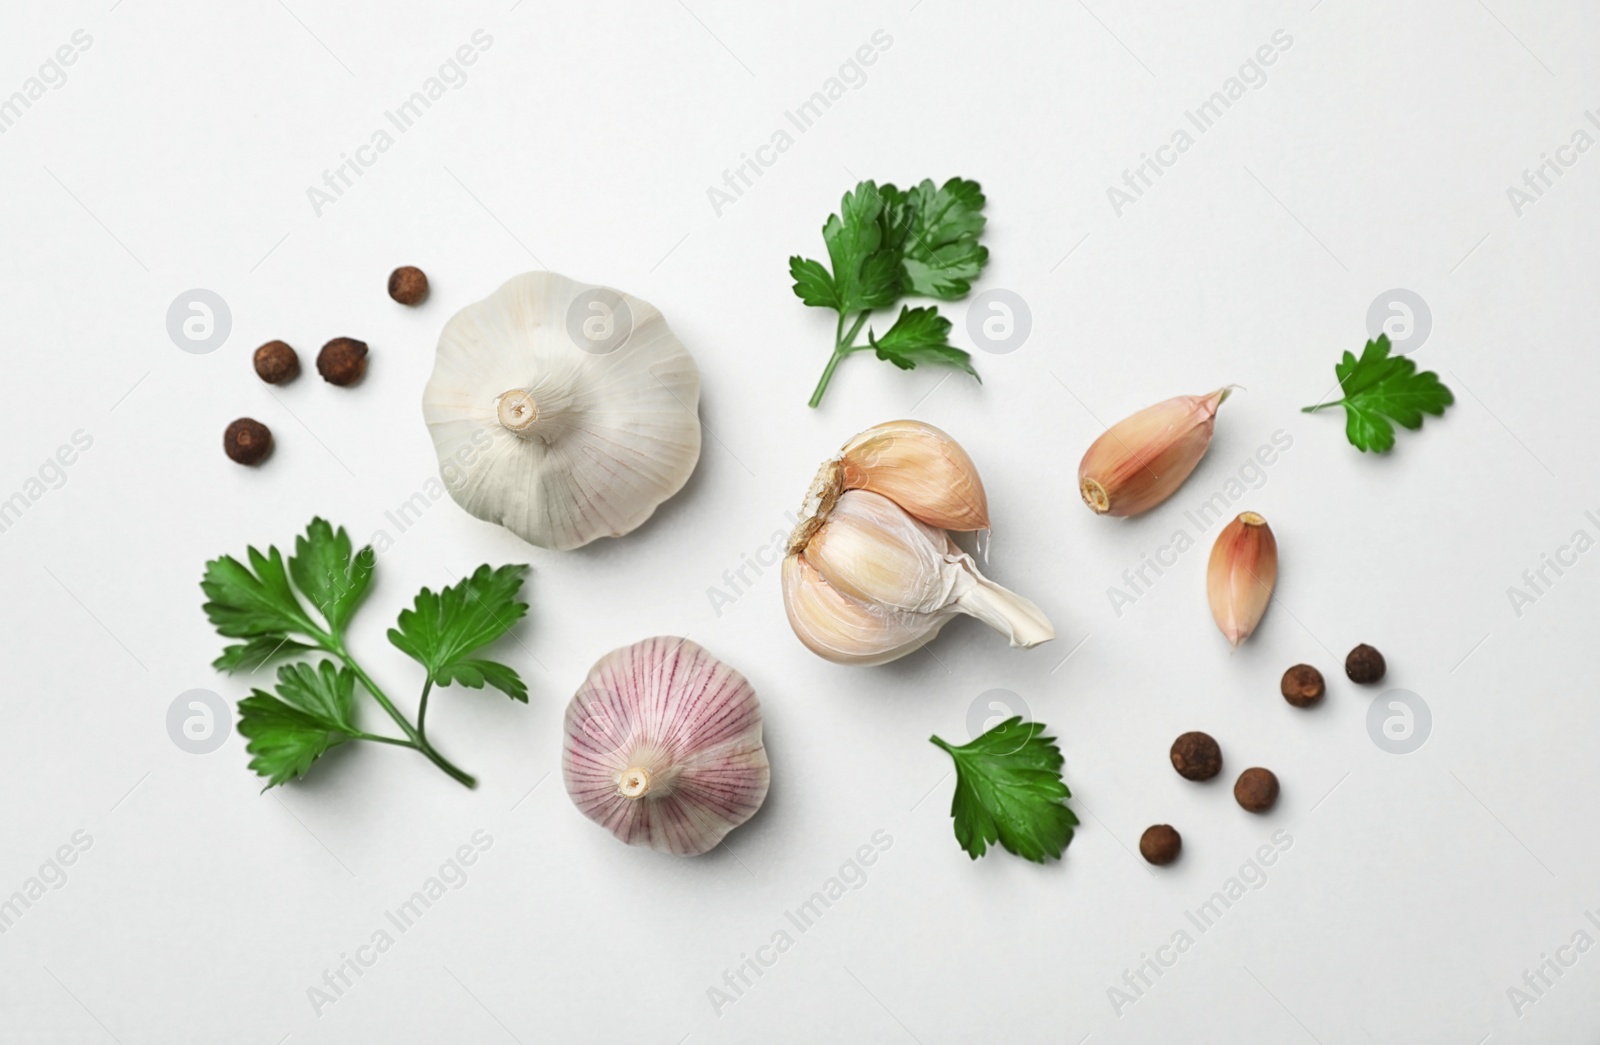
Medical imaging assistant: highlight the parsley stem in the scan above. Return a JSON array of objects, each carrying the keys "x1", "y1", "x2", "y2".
[
  {"x1": 333, "y1": 647, "x2": 477, "y2": 789},
  {"x1": 808, "y1": 312, "x2": 872, "y2": 408},
  {"x1": 416, "y1": 678, "x2": 434, "y2": 742},
  {"x1": 1300, "y1": 400, "x2": 1344, "y2": 413}
]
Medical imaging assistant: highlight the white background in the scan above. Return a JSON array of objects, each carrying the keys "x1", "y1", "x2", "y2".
[{"x1": 1, "y1": 0, "x2": 1598, "y2": 1042}]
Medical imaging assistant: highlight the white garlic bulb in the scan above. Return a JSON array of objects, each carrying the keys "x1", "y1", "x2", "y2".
[
  {"x1": 783, "y1": 421, "x2": 1054, "y2": 666},
  {"x1": 563, "y1": 637, "x2": 770, "y2": 857},
  {"x1": 422, "y1": 272, "x2": 702, "y2": 550}
]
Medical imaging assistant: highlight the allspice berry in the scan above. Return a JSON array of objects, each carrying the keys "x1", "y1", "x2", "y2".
[
  {"x1": 224, "y1": 418, "x2": 272, "y2": 465},
  {"x1": 1140, "y1": 825, "x2": 1182, "y2": 866},
  {"x1": 252, "y1": 340, "x2": 299, "y2": 384},
  {"x1": 1170, "y1": 732, "x2": 1222, "y2": 781},
  {"x1": 317, "y1": 337, "x2": 368, "y2": 386},
  {"x1": 388, "y1": 266, "x2": 429, "y2": 305},
  {"x1": 1280, "y1": 664, "x2": 1325, "y2": 707},
  {"x1": 1234, "y1": 768, "x2": 1279, "y2": 813},
  {"x1": 1345, "y1": 644, "x2": 1386, "y2": 684}
]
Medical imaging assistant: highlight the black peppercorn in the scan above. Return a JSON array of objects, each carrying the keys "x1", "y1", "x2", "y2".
[
  {"x1": 1234, "y1": 768, "x2": 1279, "y2": 813},
  {"x1": 1170, "y1": 732, "x2": 1222, "y2": 781},
  {"x1": 317, "y1": 337, "x2": 368, "y2": 386},
  {"x1": 1280, "y1": 664, "x2": 1325, "y2": 707},
  {"x1": 1140, "y1": 824, "x2": 1182, "y2": 865},
  {"x1": 252, "y1": 340, "x2": 299, "y2": 384},
  {"x1": 387, "y1": 266, "x2": 429, "y2": 305},
  {"x1": 1345, "y1": 644, "x2": 1386, "y2": 684},
  {"x1": 224, "y1": 418, "x2": 272, "y2": 465}
]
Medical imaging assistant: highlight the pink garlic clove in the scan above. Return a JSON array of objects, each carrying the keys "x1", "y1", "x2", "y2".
[
  {"x1": 1206, "y1": 511, "x2": 1278, "y2": 647},
  {"x1": 1079, "y1": 388, "x2": 1231, "y2": 517},
  {"x1": 562, "y1": 637, "x2": 770, "y2": 857}
]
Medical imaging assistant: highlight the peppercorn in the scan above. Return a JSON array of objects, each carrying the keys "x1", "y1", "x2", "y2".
[
  {"x1": 1170, "y1": 732, "x2": 1222, "y2": 781},
  {"x1": 317, "y1": 337, "x2": 368, "y2": 386},
  {"x1": 1140, "y1": 824, "x2": 1182, "y2": 866},
  {"x1": 388, "y1": 266, "x2": 429, "y2": 305},
  {"x1": 252, "y1": 340, "x2": 299, "y2": 384},
  {"x1": 1345, "y1": 644, "x2": 1386, "y2": 684},
  {"x1": 224, "y1": 418, "x2": 273, "y2": 465},
  {"x1": 1280, "y1": 664, "x2": 1325, "y2": 707},
  {"x1": 1234, "y1": 768, "x2": 1279, "y2": 813}
]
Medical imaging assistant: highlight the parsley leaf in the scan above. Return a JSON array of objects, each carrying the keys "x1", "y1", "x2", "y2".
[
  {"x1": 790, "y1": 177, "x2": 990, "y2": 406},
  {"x1": 1303, "y1": 334, "x2": 1454, "y2": 452},
  {"x1": 289, "y1": 518, "x2": 374, "y2": 633},
  {"x1": 900, "y1": 178, "x2": 989, "y2": 299},
  {"x1": 237, "y1": 661, "x2": 358, "y2": 788},
  {"x1": 387, "y1": 564, "x2": 530, "y2": 702},
  {"x1": 869, "y1": 306, "x2": 979, "y2": 378},
  {"x1": 202, "y1": 543, "x2": 323, "y2": 673},
  {"x1": 930, "y1": 717, "x2": 1078, "y2": 863}
]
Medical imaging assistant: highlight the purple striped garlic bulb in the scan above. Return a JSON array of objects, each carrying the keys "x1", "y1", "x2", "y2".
[{"x1": 562, "y1": 637, "x2": 770, "y2": 857}]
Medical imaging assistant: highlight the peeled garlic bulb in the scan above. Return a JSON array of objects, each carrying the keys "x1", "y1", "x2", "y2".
[
  {"x1": 783, "y1": 422, "x2": 1053, "y2": 665},
  {"x1": 422, "y1": 272, "x2": 702, "y2": 550},
  {"x1": 1079, "y1": 389, "x2": 1231, "y2": 517},
  {"x1": 562, "y1": 637, "x2": 770, "y2": 856}
]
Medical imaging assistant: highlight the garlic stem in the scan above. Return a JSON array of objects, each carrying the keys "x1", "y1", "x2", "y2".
[
  {"x1": 496, "y1": 388, "x2": 539, "y2": 432},
  {"x1": 617, "y1": 767, "x2": 652, "y2": 798},
  {"x1": 951, "y1": 562, "x2": 1056, "y2": 648}
]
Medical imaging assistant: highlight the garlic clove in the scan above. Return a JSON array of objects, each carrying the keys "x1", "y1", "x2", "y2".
[
  {"x1": 423, "y1": 272, "x2": 703, "y2": 551},
  {"x1": 839, "y1": 420, "x2": 990, "y2": 531},
  {"x1": 562, "y1": 637, "x2": 769, "y2": 857},
  {"x1": 802, "y1": 490, "x2": 1054, "y2": 651},
  {"x1": 781, "y1": 553, "x2": 952, "y2": 665},
  {"x1": 1206, "y1": 511, "x2": 1277, "y2": 647},
  {"x1": 1079, "y1": 388, "x2": 1231, "y2": 517}
]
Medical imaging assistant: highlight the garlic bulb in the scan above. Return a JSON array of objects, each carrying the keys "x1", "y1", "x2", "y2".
[
  {"x1": 783, "y1": 421, "x2": 1053, "y2": 665},
  {"x1": 562, "y1": 637, "x2": 769, "y2": 856},
  {"x1": 1207, "y1": 511, "x2": 1278, "y2": 647},
  {"x1": 1080, "y1": 388, "x2": 1231, "y2": 517},
  {"x1": 422, "y1": 272, "x2": 702, "y2": 550}
]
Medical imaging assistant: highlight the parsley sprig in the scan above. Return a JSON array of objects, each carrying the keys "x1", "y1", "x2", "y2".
[
  {"x1": 201, "y1": 518, "x2": 529, "y2": 789},
  {"x1": 790, "y1": 178, "x2": 989, "y2": 407},
  {"x1": 930, "y1": 717, "x2": 1078, "y2": 863},
  {"x1": 1302, "y1": 334, "x2": 1454, "y2": 452}
]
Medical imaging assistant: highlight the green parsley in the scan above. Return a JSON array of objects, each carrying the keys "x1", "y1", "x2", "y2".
[
  {"x1": 1302, "y1": 334, "x2": 1454, "y2": 452},
  {"x1": 929, "y1": 717, "x2": 1078, "y2": 863},
  {"x1": 789, "y1": 178, "x2": 989, "y2": 407},
  {"x1": 201, "y1": 518, "x2": 530, "y2": 789}
]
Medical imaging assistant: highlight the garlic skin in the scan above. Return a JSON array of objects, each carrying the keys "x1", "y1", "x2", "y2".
[
  {"x1": 423, "y1": 272, "x2": 702, "y2": 550},
  {"x1": 563, "y1": 638, "x2": 769, "y2": 856},
  {"x1": 1207, "y1": 511, "x2": 1277, "y2": 647},
  {"x1": 783, "y1": 423, "x2": 1053, "y2": 665},
  {"x1": 1079, "y1": 389, "x2": 1231, "y2": 517},
  {"x1": 838, "y1": 420, "x2": 989, "y2": 531}
]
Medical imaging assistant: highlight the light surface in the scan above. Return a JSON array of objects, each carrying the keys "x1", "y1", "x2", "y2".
[{"x1": 1, "y1": 1, "x2": 1597, "y2": 1042}]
